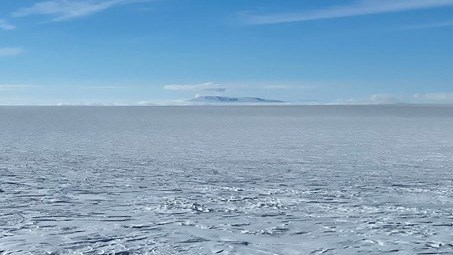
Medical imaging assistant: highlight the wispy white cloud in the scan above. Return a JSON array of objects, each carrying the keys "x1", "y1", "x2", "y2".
[
  {"x1": 0, "y1": 47, "x2": 23, "y2": 57},
  {"x1": 164, "y1": 82, "x2": 227, "y2": 92},
  {"x1": 65, "y1": 85, "x2": 129, "y2": 89},
  {"x1": 261, "y1": 83, "x2": 318, "y2": 90},
  {"x1": 0, "y1": 20, "x2": 16, "y2": 30},
  {"x1": 0, "y1": 84, "x2": 129, "y2": 91},
  {"x1": 402, "y1": 20, "x2": 453, "y2": 30},
  {"x1": 333, "y1": 92, "x2": 453, "y2": 105},
  {"x1": 334, "y1": 94, "x2": 403, "y2": 105},
  {"x1": 0, "y1": 84, "x2": 35, "y2": 91},
  {"x1": 244, "y1": 0, "x2": 453, "y2": 25},
  {"x1": 13, "y1": 0, "x2": 145, "y2": 21},
  {"x1": 369, "y1": 94, "x2": 402, "y2": 104},
  {"x1": 413, "y1": 92, "x2": 453, "y2": 102},
  {"x1": 263, "y1": 85, "x2": 291, "y2": 90},
  {"x1": 207, "y1": 81, "x2": 319, "y2": 90}
]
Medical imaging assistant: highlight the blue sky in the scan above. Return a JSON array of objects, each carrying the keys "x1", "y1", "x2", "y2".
[{"x1": 1, "y1": 0, "x2": 453, "y2": 105}]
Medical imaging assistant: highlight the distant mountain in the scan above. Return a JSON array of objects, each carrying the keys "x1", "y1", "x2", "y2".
[{"x1": 188, "y1": 96, "x2": 285, "y2": 104}]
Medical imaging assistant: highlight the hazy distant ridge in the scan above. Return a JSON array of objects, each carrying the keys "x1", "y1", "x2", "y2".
[{"x1": 188, "y1": 96, "x2": 284, "y2": 104}]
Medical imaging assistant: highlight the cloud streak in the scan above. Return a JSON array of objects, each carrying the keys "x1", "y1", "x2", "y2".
[
  {"x1": 402, "y1": 20, "x2": 453, "y2": 30},
  {"x1": 13, "y1": 0, "x2": 144, "y2": 21},
  {"x1": 0, "y1": 85, "x2": 35, "y2": 91},
  {"x1": 334, "y1": 94, "x2": 403, "y2": 105},
  {"x1": 0, "y1": 47, "x2": 23, "y2": 57},
  {"x1": 413, "y1": 92, "x2": 453, "y2": 102},
  {"x1": 244, "y1": 0, "x2": 453, "y2": 25},
  {"x1": 0, "y1": 20, "x2": 16, "y2": 30},
  {"x1": 164, "y1": 82, "x2": 226, "y2": 92}
]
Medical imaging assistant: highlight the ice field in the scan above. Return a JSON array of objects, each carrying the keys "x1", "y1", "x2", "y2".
[{"x1": 1, "y1": 106, "x2": 453, "y2": 254}]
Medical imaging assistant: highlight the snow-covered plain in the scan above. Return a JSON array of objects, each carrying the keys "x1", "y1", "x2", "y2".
[{"x1": 1, "y1": 106, "x2": 453, "y2": 254}]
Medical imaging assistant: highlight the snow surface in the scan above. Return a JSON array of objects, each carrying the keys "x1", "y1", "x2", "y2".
[{"x1": 1, "y1": 106, "x2": 453, "y2": 254}]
